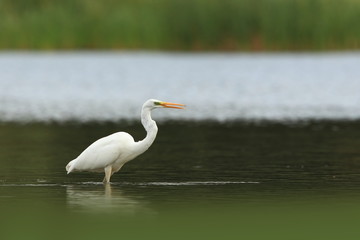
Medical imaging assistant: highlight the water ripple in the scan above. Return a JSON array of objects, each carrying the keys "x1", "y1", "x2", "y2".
[
  {"x1": 122, "y1": 181, "x2": 260, "y2": 186},
  {"x1": 0, "y1": 181, "x2": 259, "y2": 187},
  {"x1": 1, "y1": 52, "x2": 360, "y2": 122}
]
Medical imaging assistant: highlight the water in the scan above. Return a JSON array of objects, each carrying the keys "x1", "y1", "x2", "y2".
[
  {"x1": 1, "y1": 52, "x2": 360, "y2": 239},
  {"x1": 0, "y1": 51, "x2": 360, "y2": 122},
  {"x1": 1, "y1": 121, "x2": 360, "y2": 239}
]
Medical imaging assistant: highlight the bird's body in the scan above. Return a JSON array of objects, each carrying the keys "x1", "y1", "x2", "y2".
[
  {"x1": 66, "y1": 132, "x2": 137, "y2": 173},
  {"x1": 66, "y1": 99, "x2": 185, "y2": 183}
]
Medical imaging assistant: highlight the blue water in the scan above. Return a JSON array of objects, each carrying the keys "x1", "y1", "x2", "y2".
[{"x1": 1, "y1": 51, "x2": 360, "y2": 122}]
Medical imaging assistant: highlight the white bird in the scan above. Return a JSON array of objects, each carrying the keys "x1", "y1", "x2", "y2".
[{"x1": 65, "y1": 99, "x2": 185, "y2": 183}]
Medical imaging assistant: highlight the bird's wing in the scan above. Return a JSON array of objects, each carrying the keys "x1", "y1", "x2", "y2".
[{"x1": 72, "y1": 132, "x2": 135, "y2": 171}]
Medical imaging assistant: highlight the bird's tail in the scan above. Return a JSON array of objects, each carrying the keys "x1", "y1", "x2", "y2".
[{"x1": 66, "y1": 159, "x2": 76, "y2": 174}]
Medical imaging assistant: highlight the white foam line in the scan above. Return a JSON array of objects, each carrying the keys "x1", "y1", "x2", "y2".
[
  {"x1": 73, "y1": 181, "x2": 261, "y2": 186},
  {"x1": 124, "y1": 181, "x2": 260, "y2": 186},
  {"x1": 78, "y1": 182, "x2": 106, "y2": 185},
  {"x1": 0, "y1": 181, "x2": 260, "y2": 187},
  {"x1": 0, "y1": 183, "x2": 61, "y2": 187}
]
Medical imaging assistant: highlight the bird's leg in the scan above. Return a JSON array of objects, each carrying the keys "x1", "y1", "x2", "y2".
[{"x1": 103, "y1": 165, "x2": 112, "y2": 183}]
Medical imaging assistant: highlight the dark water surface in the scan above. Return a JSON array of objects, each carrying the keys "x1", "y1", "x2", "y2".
[{"x1": 1, "y1": 121, "x2": 360, "y2": 239}]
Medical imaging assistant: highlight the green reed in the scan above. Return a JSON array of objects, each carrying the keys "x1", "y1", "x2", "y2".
[{"x1": 0, "y1": 0, "x2": 360, "y2": 50}]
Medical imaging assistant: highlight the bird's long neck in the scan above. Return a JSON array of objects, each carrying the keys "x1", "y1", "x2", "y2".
[{"x1": 135, "y1": 107, "x2": 158, "y2": 155}]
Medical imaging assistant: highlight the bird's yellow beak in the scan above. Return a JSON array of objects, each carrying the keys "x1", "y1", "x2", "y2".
[{"x1": 160, "y1": 102, "x2": 186, "y2": 109}]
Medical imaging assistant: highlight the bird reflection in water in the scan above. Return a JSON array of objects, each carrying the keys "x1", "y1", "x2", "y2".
[{"x1": 66, "y1": 183, "x2": 154, "y2": 215}]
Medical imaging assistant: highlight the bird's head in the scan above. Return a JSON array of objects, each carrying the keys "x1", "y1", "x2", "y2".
[{"x1": 145, "y1": 99, "x2": 186, "y2": 110}]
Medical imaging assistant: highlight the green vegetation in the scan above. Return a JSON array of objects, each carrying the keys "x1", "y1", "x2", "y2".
[{"x1": 1, "y1": 0, "x2": 360, "y2": 51}]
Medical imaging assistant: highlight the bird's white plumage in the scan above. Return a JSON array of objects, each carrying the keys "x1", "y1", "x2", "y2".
[
  {"x1": 65, "y1": 99, "x2": 185, "y2": 183},
  {"x1": 67, "y1": 132, "x2": 135, "y2": 173}
]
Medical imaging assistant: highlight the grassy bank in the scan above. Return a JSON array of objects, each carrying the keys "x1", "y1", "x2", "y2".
[{"x1": 1, "y1": 0, "x2": 360, "y2": 51}]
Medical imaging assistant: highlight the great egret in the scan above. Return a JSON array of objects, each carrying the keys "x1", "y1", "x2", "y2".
[{"x1": 66, "y1": 99, "x2": 185, "y2": 183}]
